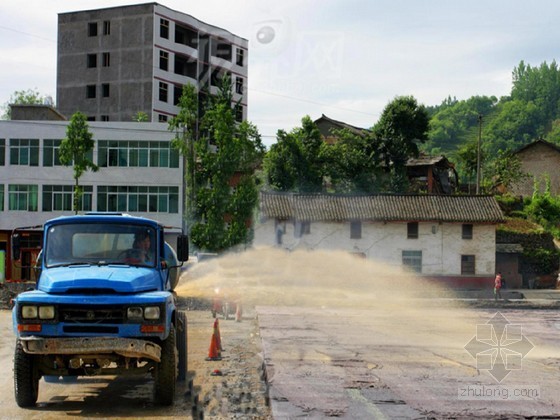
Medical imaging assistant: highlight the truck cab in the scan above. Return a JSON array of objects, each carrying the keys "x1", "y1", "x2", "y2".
[{"x1": 12, "y1": 213, "x2": 188, "y2": 407}]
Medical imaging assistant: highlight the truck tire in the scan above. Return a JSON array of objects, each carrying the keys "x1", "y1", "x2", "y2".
[
  {"x1": 177, "y1": 311, "x2": 188, "y2": 382},
  {"x1": 14, "y1": 339, "x2": 39, "y2": 407},
  {"x1": 154, "y1": 325, "x2": 177, "y2": 405}
]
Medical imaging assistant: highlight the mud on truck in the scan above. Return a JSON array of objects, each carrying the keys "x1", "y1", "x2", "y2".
[{"x1": 11, "y1": 213, "x2": 189, "y2": 407}]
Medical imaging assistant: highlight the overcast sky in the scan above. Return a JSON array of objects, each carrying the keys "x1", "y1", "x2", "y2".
[{"x1": 1, "y1": 0, "x2": 559, "y2": 145}]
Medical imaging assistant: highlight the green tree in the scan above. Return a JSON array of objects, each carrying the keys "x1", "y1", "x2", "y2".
[
  {"x1": 263, "y1": 116, "x2": 325, "y2": 192},
  {"x1": 372, "y1": 95, "x2": 430, "y2": 192},
  {"x1": 133, "y1": 111, "x2": 149, "y2": 122},
  {"x1": 59, "y1": 112, "x2": 99, "y2": 214},
  {"x1": 322, "y1": 128, "x2": 380, "y2": 193},
  {"x1": 483, "y1": 150, "x2": 529, "y2": 193},
  {"x1": 1, "y1": 88, "x2": 46, "y2": 119},
  {"x1": 171, "y1": 78, "x2": 264, "y2": 252},
  {"x1": 169, "y1": 84, "x2": 199, "y2": 235}
]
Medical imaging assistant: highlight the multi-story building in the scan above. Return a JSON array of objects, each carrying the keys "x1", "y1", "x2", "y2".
[
  {"x1": 57, "y1": 3, "x2": 248, "y2": 123},
  {"x1": 0, "y1": 117, "x2": 183, "y2": 281}
]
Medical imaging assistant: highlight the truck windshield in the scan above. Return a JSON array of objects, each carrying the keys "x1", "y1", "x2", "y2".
[{"x1": 45, "y1": 223, "x2": 156, "y2": 268}]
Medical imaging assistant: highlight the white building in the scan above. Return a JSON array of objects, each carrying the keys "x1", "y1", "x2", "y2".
[
  {"x1": 255, "y1": 192, "x2": 505, "y2": 287},
  {"x1": 0, "y1": 119, "x2": 183, "y2": 281}
]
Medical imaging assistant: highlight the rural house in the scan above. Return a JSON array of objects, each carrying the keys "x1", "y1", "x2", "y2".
[
  {"x1": 254, "y1": 192, "x2": 504, "y2": 287},
  {"x1": 314, "y1": 114, "x2": 458, "y2": 194},
  {"x1": 510, "y1": 139, "x2": 560, "y2": 196}
]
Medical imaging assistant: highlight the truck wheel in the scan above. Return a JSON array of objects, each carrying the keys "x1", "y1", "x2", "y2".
[
  {"x1": 154, "y1": 325, "x2": 177, "y2": 405},
  {"x1": 177, "y1": 311, "x2": 188, "y2": 382},
  {"x1": 14, "y1": 339, "x2": 39, "y2": 407}
]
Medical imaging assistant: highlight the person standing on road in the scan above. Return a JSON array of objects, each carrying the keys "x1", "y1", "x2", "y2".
[{"x1": 494, "y1": 272, "x2": 503, "y2": 301}]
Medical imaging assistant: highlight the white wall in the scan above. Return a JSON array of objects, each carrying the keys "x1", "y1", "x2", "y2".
[
  {"x1": 0, "y1": 121, "x2": 183, "y2": 231},
  {"x1": 253, "y1": 219, "x2": 496, "y2": 276}
]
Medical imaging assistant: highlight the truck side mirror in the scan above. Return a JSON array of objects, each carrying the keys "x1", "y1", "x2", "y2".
[
  {"x1": 12, "y1": 232, "x2": 21, "y2": 261},
  {"x1": 176, "y1": 235, "x2": 189, "y2": 262}
]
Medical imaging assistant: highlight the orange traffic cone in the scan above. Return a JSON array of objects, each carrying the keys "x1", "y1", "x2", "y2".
[
  {"x1": 235, "y1": 302, "x2": 242, "y2": 322},
  {"x1": 214, "y1": 318, "x2": 223, "y2": 352},
  {"x1": 206, "y1": 322, "x2": 222, "y2": 361}
]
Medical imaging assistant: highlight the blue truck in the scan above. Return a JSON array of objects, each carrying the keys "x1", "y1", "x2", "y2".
[{"x1": 11, "y1": 213, "x2": 189, "y2": 407}]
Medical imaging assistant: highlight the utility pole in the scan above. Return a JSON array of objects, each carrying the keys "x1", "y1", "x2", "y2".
[{"x1": 476, "y1": 114, "x2": 482, "y2": 194}]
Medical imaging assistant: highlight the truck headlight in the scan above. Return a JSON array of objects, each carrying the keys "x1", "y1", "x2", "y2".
[
  {"x1": 21, "y1": 305, "x2": 38, "y2": 319},
  {"x1": 127, "y1": 307, "x2": 143, "y2": 320},
  {"x1": 39, "y1": 306, "x2": 55, "y2": 320},
  {"x1": 144, "y1": 306, "x2": 160, "y2": 320}
]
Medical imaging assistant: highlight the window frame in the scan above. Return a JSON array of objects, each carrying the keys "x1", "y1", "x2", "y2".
[
  {"x1": 407, "y1": 222, "x2": 419, "y2": 239},
  {"x1": 8, "y1": 184, "x2": 38, "y2": 211},
  {"x1": 159, "y1": 82, "x2": 168, "y2": 102},
  {"x1": 88, "y1": 22, "x2": 98, "y2": 37},
  {"x1": 462, "y1": 223, "x2": 473, "y2": 240},
  {"x1": 86, "y1": 85, "x2": 96, "y2": 99},
  {"x1": 350, "y1": 220, "x2": 362, "y2": 239},
  {"x1": 102, "y1": 52, "x2": 110, "y2": 67},
  {"x1": 102, "y1": 83, "x2": 110, "y2": 98},
  {"x1": 461, "y1": 254, "x2": 476, "y2": 275},
  {"x1": 87, "y1": 53, "x2": 97, "y2": 68},
  {"x1": 402, "y1": 250, "x2": 422, "y2": 273}
]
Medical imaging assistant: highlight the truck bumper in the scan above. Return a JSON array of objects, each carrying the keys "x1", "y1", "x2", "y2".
[{"x1": 20, "y1": 336, "x2": 162, "y2": 362}]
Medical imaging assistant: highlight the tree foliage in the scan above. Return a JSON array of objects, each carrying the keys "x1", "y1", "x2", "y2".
[
  {"x1": 264, "y1": 116, "x2": 325, "y2": 192},
  {"x1": 59, "y1": 112, "x2": 99, "y2": 214},
  {"x1": 170, "y1": 79, "x2": 264, "y2": 252},
  {"x1": 1, "y1": 88, "x2": 47, "y2": 120}
]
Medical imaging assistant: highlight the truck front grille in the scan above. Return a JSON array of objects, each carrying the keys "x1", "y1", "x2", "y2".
[
  {"x1": 63, "y1": 325, "x2": 119, "y2": 334},
  {"x1": 59, "y1": 306, "x2": 126, "y2": 324}
]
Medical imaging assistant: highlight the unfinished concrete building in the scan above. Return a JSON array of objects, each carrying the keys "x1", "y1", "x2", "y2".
[{"x1": 57, "y1": 3, "x2": 248, "y2": 122}]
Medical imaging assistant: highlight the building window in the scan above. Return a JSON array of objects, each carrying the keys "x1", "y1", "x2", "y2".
[
  {"x1": 103, "y1": 20, "x2": 110, "y2": 35},
  {"x1": 0, "y1": 139, "x2": 5, "y2": 166},
  {"x1": 159, "y1": 50, "x2": 169, "y2": 71},
  {"x1": 98, "y1": 140, "x2": 179, "y2": 168},
  {"x1": 407, "y1": 222, "x2": 418, "y2": 239},
  {"x1": 160, "y1": 18, "x2": 169, "y2": 39},
  {"x1": 402, "y1": 250, "x2": 422, "y2": 273},
  {"x1": 175, "y1": 23, "x2": 198, "y2": 48},
  {"x1": 88, "y1": 22, "x2": 98, "y2": 37},
  {"x1": 0, "y1": 185, "x2": 3, "y2": 211},
  {"x1": 102, "y1": 52, "x2": 110, "y2": 67},
  {"x1": 43, "y1": 139, "x2": 62, "y2": 166},
  {"x1": 42, "y1": 185, "x2": 92, "y2": 212},
  {"x1": 87, "y1": 116, "x2": 96, "y2": 121},
  {"x1": 174, "y1": 54, "x2": 197, "y2": 79},
  {"x1": 97, "y1": 186, "x2": 179, "y2": 213},
  {"x1": 101, "y1": 115, "x2": 109, "y2": 121},
  {"x1": 102, "y1": 83, "x2": 110, "y2": 97},
  {"x1": 87, "y1": 54, "x2": 97, "y2": 68},
  {"x1": 462, "y1": 224, "x2": 473, "y2": 240},
  {"x1": 159, "y1": 82, "x2": 168, "y2": 102},
  {"x1": 86, "y1": 85, "x2": 96, "y2": 99},
  {"x1": 10, "y1": 139, "x2": 39, "y2": 166},
  {"x1": 461, "y1": 255, "x2": 476, "y2": 275},
  {"x1": 350, "y1": 221, "x2": 362, "y2": 239},
  {"x1": 8, "y1": 184, "x2": 38, "y2": 211},
  {"x1": 236, "y1": 48, "x2": 245, "y2": 67},
  {"x1": 234, "y1": 104, "x2": 243, "y2": 122},
  {"x1": 235, "y1": 77, "x2": 244, "y2": 95},
  {"x1": 158, "y1": 114, "x2": 168, "y2": 122},
  {"x1": 212, "y1": 41, "x2": 232, "y2": 61},
  {"x1": 173, "y1": 85, "x2": 183, "y2": 105},
  {"x1": 295, "y1": 221, "x2": 310, "y2": 238}
]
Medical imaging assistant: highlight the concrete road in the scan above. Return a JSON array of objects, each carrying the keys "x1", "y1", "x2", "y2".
[{"x1": 258, "y1": 304, "x2": 560, "y2": 419}]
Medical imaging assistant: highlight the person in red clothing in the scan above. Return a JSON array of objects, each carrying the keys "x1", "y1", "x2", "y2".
[{"x1": 494, "y1": 272, "x2": 503, "y2": 301}]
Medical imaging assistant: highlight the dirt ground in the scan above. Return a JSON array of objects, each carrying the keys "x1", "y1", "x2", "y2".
[{"x1": 185, "y1": 304, "x2": 272, "y2": 419}]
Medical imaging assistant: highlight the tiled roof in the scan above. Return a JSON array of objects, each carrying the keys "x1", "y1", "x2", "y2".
[{"x1": 260, "y1": 192, "x2": 504, "y2": 223}]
